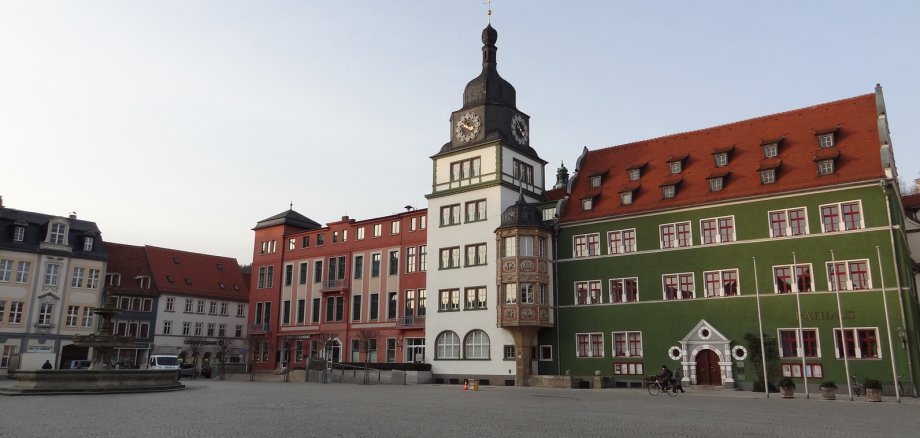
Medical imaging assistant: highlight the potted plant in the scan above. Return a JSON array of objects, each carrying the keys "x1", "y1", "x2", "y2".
[
  {"x1": 819, "y1": 381, "x2": 837, "y2": 400},
  {"x1": 864, "y1": 378, "x2": 882, "y2": 402},
  {"x1": 779, "y1": 377, "x2": 795, "y2": 398}
]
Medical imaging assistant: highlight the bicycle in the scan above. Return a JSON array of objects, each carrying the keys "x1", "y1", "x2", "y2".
[
  {"x1": 647, "y1": 378, "x2": 679, "y2": 397},
  {"x1": 850, "y1": 375, "x2": 864, "y2": 397}
]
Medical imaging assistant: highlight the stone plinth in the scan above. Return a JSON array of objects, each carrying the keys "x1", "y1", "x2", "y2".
[{"x1": 1, "y1": 370, "x2": 184, "y2": 395}]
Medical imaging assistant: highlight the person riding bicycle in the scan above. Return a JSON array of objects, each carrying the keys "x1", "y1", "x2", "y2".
[{"x1": 658, "y1": 365, "x2": 673, "y2": 390}]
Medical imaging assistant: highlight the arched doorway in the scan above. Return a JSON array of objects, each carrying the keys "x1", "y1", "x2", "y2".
[{"x1": 695, "y1": 349, "x2": 722, "y2": 385}]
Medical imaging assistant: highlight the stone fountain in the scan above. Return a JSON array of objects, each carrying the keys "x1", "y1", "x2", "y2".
[{"x1": 0, "y1": 294, "x2": 184, "y2": 395}]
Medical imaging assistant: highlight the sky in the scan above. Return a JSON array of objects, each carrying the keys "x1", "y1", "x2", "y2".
[{"x1": 2, "y1": 1, "x2": 919, "y2": 265}]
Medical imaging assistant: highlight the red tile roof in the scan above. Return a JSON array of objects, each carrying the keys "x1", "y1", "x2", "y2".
[
  {"x1": 560, "y1": 93, "x2": 886, "y2": 223},
  {"x1": 903, "y1": 193, "x2": 920, "y2": 210},
  {"x1": 104, "y1": 242, "x2": 158, "y2": 296},
  {"x1": 144, "y1": 245, "x2": 249, "y2": 301}
]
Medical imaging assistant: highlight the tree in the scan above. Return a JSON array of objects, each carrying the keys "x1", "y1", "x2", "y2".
[
  {"x1": 184, "y1": 336, "x2": 208, "y2": 378},
  {"x1": 214, "y1": 337, "x2": 235, "y2": 381},
  {"x1": 745, "y1": 333, "x2": 779, "y2": 392},
  {"x1": 243, "y1": 333, "x2": 263, "y2": 382},
  {"x1": 355, "y1": 330, "x2": 377, "y2": 384}
]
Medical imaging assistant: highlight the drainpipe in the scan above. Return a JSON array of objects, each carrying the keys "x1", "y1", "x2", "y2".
[{"x1": 880, "y1": 180, "x2": 915, "y2": 395}]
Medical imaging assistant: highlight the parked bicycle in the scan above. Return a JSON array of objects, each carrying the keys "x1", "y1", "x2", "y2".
[
  {"x1": 647, "y1": 378, "x2": 679, "y2": 397},
  {"x1": 850, "y1": 375, "x2": 864, "y2": 397}
]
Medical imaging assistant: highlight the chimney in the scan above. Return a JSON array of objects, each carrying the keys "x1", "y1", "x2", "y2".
[
  {"x1": 69, "y1": 211, "x2": 77, "y2": 220},
  {"x1": 915, "y1": 178, "x2": 920, "y2": 193},
  {"x1": 0, "y1": 195, "x2": 4, "y2": 209}
]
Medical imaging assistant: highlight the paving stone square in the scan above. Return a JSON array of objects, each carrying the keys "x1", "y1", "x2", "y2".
[{"x1": 2, "y1": 380, "x2": 918, "y2": 437}]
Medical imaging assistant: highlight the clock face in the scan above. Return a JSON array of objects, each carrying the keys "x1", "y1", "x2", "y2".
[
  {"x1": 511, "y1": 114, "x2": 528, "y2": 145},
  {"x1": 455, "y1": 112, "x2": 481, "y2": 142}
]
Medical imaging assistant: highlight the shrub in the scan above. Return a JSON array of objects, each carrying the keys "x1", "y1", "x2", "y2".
[
  {"x1": 779, "y1": 377, "x2": 795, "y2": 389},
  {"x1": 820, "y1": 381, "x2": 837, "y2": 389},
  {"x1": 863, "y1": 378, "x2": 882, "y2": 390}
]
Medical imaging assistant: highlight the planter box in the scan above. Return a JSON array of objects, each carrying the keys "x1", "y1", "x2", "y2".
[
  {"x1": 820, "y1": 387, "x2": 837, "y2": 400},
  {"x1": 866, "y1": 388, "x2": 882, "y2": 402},
  {"x1": 780, "y1": 387, "x2": 794, "y2": 398}
]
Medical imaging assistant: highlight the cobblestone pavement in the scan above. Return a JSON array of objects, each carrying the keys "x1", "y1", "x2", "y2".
[{"x1": 2, "y1": 379, "x2": 919, "y2": 437}]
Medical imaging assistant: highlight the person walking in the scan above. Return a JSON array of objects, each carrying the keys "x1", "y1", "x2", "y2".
[{"x1": 673, "y1": 367, "x2": 685, "y2": 393}]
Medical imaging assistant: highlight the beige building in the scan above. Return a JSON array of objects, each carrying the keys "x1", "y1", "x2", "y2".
[{"x1": 0, "y1": 198, "x2": 107, "y2": 373}]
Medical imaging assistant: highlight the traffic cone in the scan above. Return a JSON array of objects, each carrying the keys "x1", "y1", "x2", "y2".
[{"x1": 463, "y1": 379, "x2": 469, "y2": 391}]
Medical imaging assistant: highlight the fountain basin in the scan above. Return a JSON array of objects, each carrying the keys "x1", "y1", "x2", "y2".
[{"x1": 0, "y1": 369, "x2": 184, "y2": 395}]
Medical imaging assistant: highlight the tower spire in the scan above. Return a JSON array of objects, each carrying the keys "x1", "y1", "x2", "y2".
[{"x1": 485, "y1": 0, "x2": 492, "y2": 25}]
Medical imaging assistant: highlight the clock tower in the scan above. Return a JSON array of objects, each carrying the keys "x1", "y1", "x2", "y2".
[{"x1": 426, "y1": 24, "x2": 550, "y2": 385}]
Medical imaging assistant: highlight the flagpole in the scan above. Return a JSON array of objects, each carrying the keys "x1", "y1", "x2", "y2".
[
  {"x1": 831, "y1": 249, "x2": 853, "y2": 401},
  {"x1": 753, "y1": 256, "x2": 769, "y2": 398},
  {"x1": 876, "y1": 245, "x2": 901, "y2": 402},
  {"x1": 791, "y1": 252, "x2": 809, "y2": 398}
]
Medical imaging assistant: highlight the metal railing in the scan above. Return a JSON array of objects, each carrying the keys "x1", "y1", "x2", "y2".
[
  {"x1": 320, "y1": 279, "x2": 349, "y2": 292},
  {"x1": 396, "y1": 315, "x2": 426, "y2": 328}
]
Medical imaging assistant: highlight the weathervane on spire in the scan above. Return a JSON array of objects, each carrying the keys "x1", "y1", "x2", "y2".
[{"x1": 484, "y1": 0, "x2": 492, "y2": 24}]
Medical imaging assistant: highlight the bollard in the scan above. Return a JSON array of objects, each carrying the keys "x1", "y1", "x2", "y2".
[
  {"x1": 463, "y1": 379, "x2": 469, "y2": 391},
  {"x1": 473, "y1": 379, "x2": 479, "y2": 391}
]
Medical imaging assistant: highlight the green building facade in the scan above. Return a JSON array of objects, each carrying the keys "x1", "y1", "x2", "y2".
[{"x1": 540, "y1": 88, "x2": 920, "y2": 395}]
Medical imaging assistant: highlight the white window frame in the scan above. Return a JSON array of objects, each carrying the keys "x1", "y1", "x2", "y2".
[
  {"x1": 763, "y1": 143, "x2": 778, "y2": 158},
  {"x1": 833, "y1": 327, "x2": 880, "y2": 359},
  {"x1": 662, "y1": 185, "x2": 676, "y2": 199},
  {"x1": 819, "y1": 200, "x2": 864, "y2": 233},
  {"x1": 573, "y1": 233, "x2": 600, "y2": 258},
  {"x1": 574, "y1": 280, "x2": 602, "y2": 305},
  {"x1": 627, "y1": 168, "x2": 640, "y2": 181},
  {"x1": 760, "y1": 169, "x2": 776, "y2": 184},
  {"x1": 581, "y1": 198, "x2": 593, "y2": 210},
  {"x1": 826, "y1": 259, "x2": 872, "y2": 291},
  {"x1": 13, "y1": 227, "x2": 25, "y2": 242},
  {"x1": 0, "y1": 260, "x2": 14, "y2": 282},
  {"x1": 575, "y1": 333, "x2": 604, "y2": 358},
  {"x1": 768, "y1": 207, "x2": 809, "y2": 238},
  {"x1": 702, "y1": 268, "x2": 740, "y2": 297},
  {"x1": 662, "y1": 272, "x2": 695, "y2": 300},
  {"x1": 777, "y1": 328, "x2": 821, "y2": 358},
  {"x1": 435, "y1": 331, "x2": 460, "y2": 359},
  {"x1": 714, "y1": 153, "x2": 728, "y2": 167},
  {"x1": 612, "y1": 331, "x2": 643, "y2": 358},
  {"x1": 659, "y1": 221, "x2": 692, "y2": 249},
  {"x1": 606, "y1": 228, "x2": 637, "y2": 255},
  {"x1": 620, "y1": 191, "x2": 634, "y2": 205},
  {"x1": 709, "y1": 177, "x2": 724, "y2": 192},
  {"x1": 668, "y1": 161, "x2": 682, "y2": 174},
  {"x1": 609, "y1": 277, "x2": 638, "y2": 303},
  {"x1": 700, "y1": 216, "x2": 735, "y2": 245},
  {"x1": 590, "y1": 175, "x2": 602, "y2": 187},
  {"x1": 772, "y1": 263, "x2": 813, "y2": 294},
  {"x1": 817, "y1": 159, "x2": 834, "y2": 175},
  {"x1": 818, "y1": 134, "x2": 834, "y2": 148}
]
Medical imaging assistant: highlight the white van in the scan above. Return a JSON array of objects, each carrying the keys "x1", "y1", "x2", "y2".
[{"x1": 148, "y1": 355, "x2": 180, "y2": 370}]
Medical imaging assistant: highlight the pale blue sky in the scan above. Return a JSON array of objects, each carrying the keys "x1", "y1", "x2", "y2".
[{"x1": 2, "y1": 1, "x2": 918, "y2": 264}]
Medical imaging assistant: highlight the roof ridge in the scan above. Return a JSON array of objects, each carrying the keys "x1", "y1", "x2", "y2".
[{"x1": 589, "y1": 93, "x2": 874, "y2": 154}]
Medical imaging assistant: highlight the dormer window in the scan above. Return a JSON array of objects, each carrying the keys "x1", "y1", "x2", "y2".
[
  {"x1": 668, "y1": 161, "x2": 682, "y2": 175},
  {"x1": 581, "y1": 198, "x2": 594, "y2": 210},
  {"x1": 166, "y1": 275, "x2": 174, "y2": 283},
  {"x1": 184, "y1": 277, "x2": 192, "y2": 285},
  {"x1": 714, "y1": 153, "x2": 728, "y2": 167},
  {"x1": 662, "y1": 185, "x2": 676, "y2": 199},
  {"x1": 761, "y1": 169, "x2": 776, "y2": 184},
  {"x1": 813, "y1": 146, "x2": 839, "y2": 176},
  {"x1": 216, "y1": 263, "x2": 224, "y2": 270},
  {"x1": 13, "y1": 226, "x2": 25, "y2": 242},
  {"x1": 817, "y1": 159, "x2": 835, "y2": 175},
  {"x1": 83, "y1": 237, "x2": 93, "y2": 251},
  {"x1": 628, "y1": 168, "x2": 640, "y2": 181},
  {"x1": 49, "y1": 223, "x2": 66, "y2": 244},
  {"x1": 666, "y1": 154, "x2": 687, "y2": 175},
  {"x1": 173, "y1": 257, "x2": 180, "y2": 264},
  {"x1": 763, "y1": 143, "x2": 778, "y2": 158},
  {"x1": 818, "y1": 134, "x2": 834, "y2": 148},
  {"x1": 620, "y1": 192, "x2": 633, "y2": 205},
  {"x1": 106, "y1": 273, "x2": 121, "y2": 287},
  {"x1": 219, "y1": 282, "x2": 226, "y2": 289},
  {"x1": 590, "y1": 175, "x2": 602, "y2": 187},
  {"x1": 709, "y1": 178, "x2": 724, "y2": 192}
]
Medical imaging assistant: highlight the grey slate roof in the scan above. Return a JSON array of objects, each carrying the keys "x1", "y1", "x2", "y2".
[
  {"x1": 253, "y1": 209, "x2": 322, "y2": 231},
  {"x1": 0, "y1": 207, "x2": 107, "y2": 260}
]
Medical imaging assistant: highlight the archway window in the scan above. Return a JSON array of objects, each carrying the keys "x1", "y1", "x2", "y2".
[
  {"x1": 435, "y1": 331, "x2": 460, "y2": 359},
  {"x1": 464, "y1": 330, "x2": 490, "y2": 359}
]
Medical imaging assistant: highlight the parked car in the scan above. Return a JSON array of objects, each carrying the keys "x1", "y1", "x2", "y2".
[
  {"x1": 64, "y1": 360, "x2": 92, "y2": 369},
  {"x1": 179, "y1": 363, "x2": 196, "y2": 378}
]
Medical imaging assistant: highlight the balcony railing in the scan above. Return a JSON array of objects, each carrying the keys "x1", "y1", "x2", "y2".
[
  {"x1": 320, "y1": 279, "x2": 349, "y2": 293},
  {"x1": 396, "y1": 315, "x2": 426, "y2": 328}
]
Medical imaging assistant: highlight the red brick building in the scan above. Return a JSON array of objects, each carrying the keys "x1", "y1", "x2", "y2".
[{"x1": 249, "y1": 208, "x2": 427, "y2": 370}]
